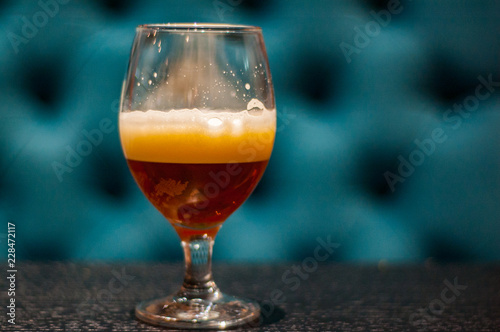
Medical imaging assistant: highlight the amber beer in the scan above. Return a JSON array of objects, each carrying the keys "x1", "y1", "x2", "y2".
[{"x1": 120, "y1": 108, "x2": 276, "y2": 240}]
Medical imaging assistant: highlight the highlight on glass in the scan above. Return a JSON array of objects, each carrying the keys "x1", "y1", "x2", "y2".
[{"x1": 119, "y1": 23, "x2": 276, "y2": 329}]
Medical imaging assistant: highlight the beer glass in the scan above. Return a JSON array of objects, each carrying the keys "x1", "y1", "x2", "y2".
[{"x1": 119, "y1": 24, "x2": 276, "y2": 329}]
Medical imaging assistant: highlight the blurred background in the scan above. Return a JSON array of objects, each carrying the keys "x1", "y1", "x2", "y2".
[{"x1": 1, "y1": 0, "x2": 499, "y2": 263}]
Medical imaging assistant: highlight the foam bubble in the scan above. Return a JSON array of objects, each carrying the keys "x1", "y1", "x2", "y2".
[{"x1": 208, "y1": 117, "x2": 223, "y2": 127}]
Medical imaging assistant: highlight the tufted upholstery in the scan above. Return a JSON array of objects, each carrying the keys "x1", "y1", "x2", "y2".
[{"x1": 1, "y1": 0, "x2": 499, "y2": 262}]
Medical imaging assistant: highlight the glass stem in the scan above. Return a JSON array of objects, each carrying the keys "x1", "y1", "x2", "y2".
[{"x1": 177, "y1": 235, "x2": 220, "y2": 302}]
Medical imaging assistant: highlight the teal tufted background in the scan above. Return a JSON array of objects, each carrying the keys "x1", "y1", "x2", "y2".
[{"x1": 1, "y1": 0, "x2": 499, "y2": 262}]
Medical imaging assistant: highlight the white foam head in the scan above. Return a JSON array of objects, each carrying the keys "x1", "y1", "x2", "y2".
[
  {"x1": 119, "y1": 99, "x2": 276, "y2": 137},
  {"x1": 119, "y1": 99, "x2": 276, "y2": 163}
]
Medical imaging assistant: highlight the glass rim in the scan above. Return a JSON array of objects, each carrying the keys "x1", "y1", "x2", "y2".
[{"x1": 137, "y1": 23, "x2": 262, "y2": 33}]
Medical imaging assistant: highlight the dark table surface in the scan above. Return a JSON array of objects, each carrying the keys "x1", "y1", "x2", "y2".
[{"x1": 0, "y1": 262, "x2": 499, "y2": 331}]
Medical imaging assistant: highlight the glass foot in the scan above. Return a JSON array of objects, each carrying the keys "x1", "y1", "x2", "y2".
[{"x1": 135, "y1": 292, "x2": 260, "y2": 329}]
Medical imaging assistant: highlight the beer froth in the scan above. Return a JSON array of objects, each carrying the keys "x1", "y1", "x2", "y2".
[{"x1": 120, "y1": 102, "x2": 276, "y2": 164}]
